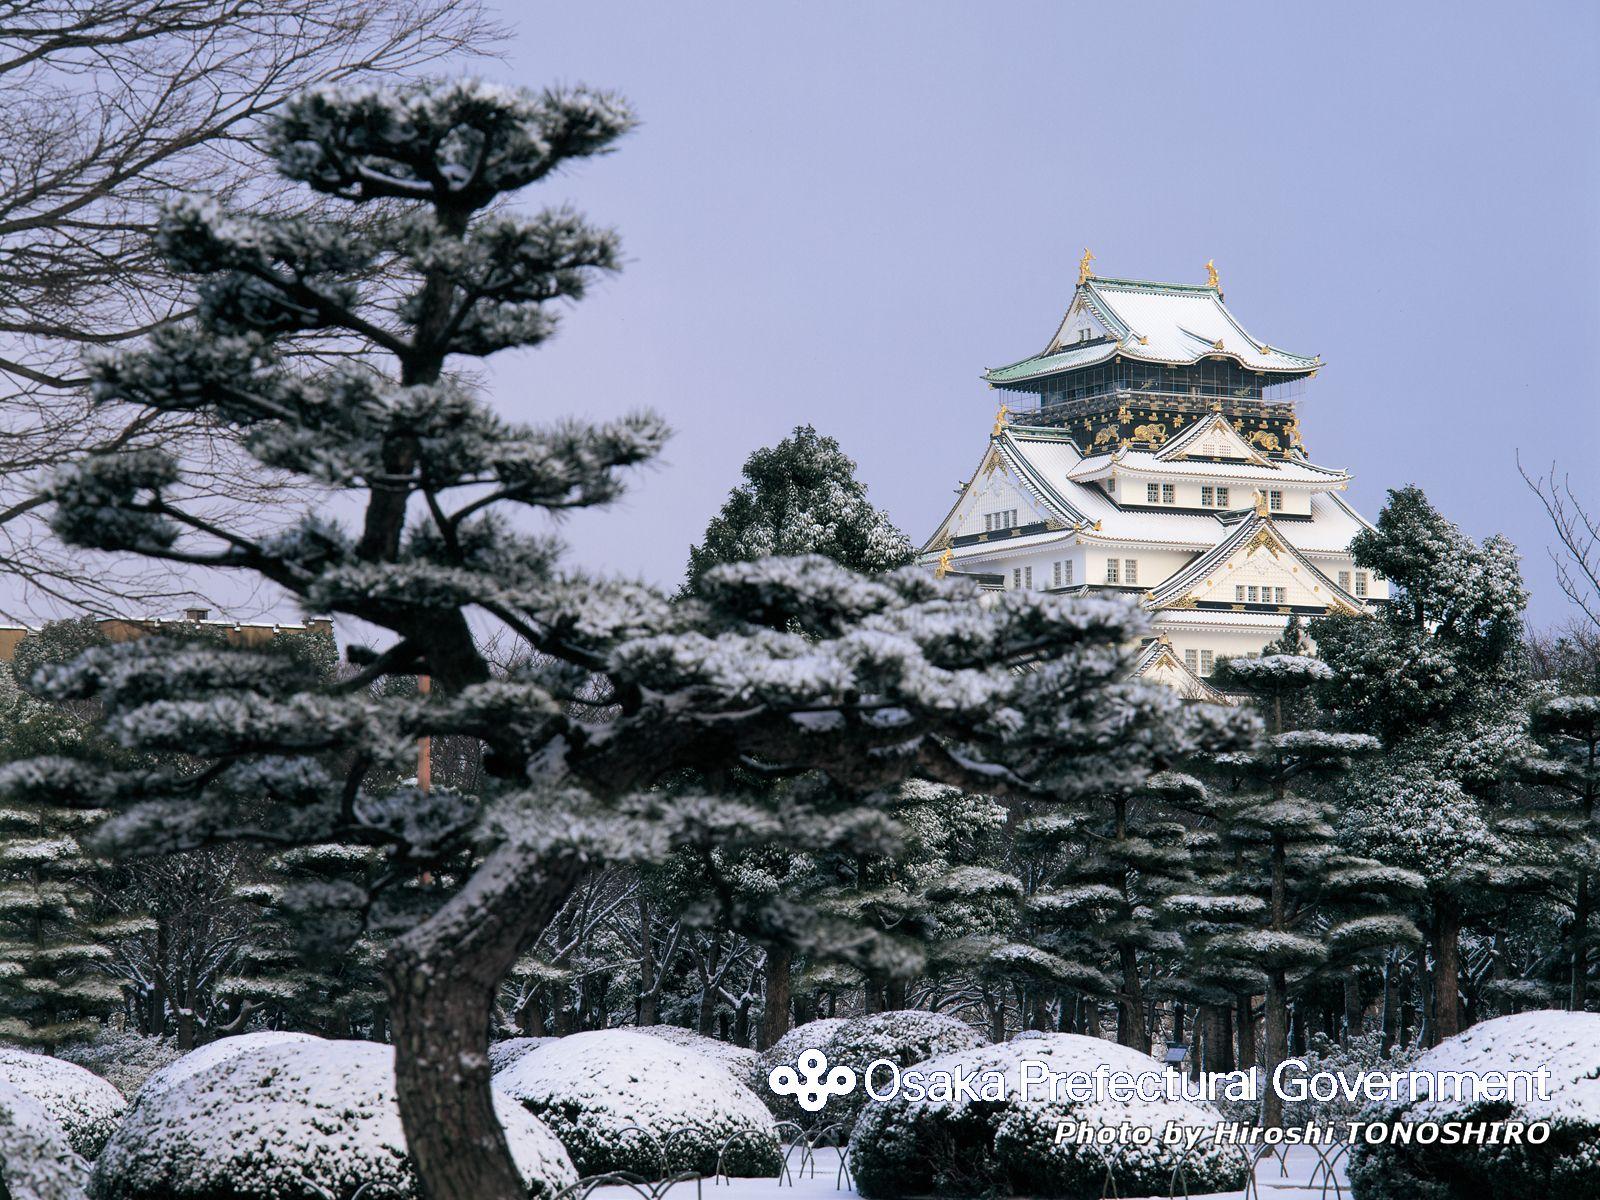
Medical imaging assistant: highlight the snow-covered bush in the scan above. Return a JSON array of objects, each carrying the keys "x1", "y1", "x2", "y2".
[
  {"x1": 850, "y1": 1033, "x2": 1247, "y2": 1199},
  {"x1": 631, "y1": 1025, "x2": 760, "y2": 1077},
  {"x1": 756, "y1": 1011, "x2": 984, "y2": 1129},
  {"x1": 0, "y1": 1048, "x2": 127, "y2": 1159},
  {"x1": 93, "y1": 1039, "x2": 575, "y2": 1200},
  {"x1": 494, "y1": 1029, "x2": 780, "y2": 1178},
  {"x1": 132, "y1": 1031, "x2": 320, "y2": 1107},
  {"x1": 0, "y1": 1080, "x2": 90, "y2": 1200},
  {"x1": 56, "y1": 1031, "x2": 180, "y2": 1100},
  {"x1": 1348, "y1": 1011, "x2": 1600, "y2": 1200},
  {"x1": 1281, "y1": 1031, "x2": 1419, "y2": 1128},
  {"x1": 489, "y1": 1036, "x2": 557, "y2": 1073}
]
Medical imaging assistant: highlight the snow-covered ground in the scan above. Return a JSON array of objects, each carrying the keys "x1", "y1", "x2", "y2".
[{"x1": 583, "y1": 1144, "x2": 1351, "y2": 1200}]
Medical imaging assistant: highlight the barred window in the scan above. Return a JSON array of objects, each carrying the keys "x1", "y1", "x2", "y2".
[
  {"x1": 1106, "y1": 559, "x2": 1120, "y2": 584},
  {"x1": 1124, "y1": 559, "x2": 1138, "y2": 584}
]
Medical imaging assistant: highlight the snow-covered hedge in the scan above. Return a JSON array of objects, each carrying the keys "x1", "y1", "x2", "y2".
[
  {"x1": 488, "y1": 1036, "x2": 557, "y2": 1073},
  {"x1": 132, "y1": 1031, "x2": 320, "y2": 1108},
  {"x1": 93, "y1": 1039, "x2": 575, "y2": 1200},
  {"x1": 0, "y1": 1080, "x2": 90, "y2": 1200},
  {"x1": 850, "y1": 1033, "x2": 1247, "y2": 1199},
  {"x1": 756, "y1": 1011, "x2": 984, "y2": 1129},
  {"x1": 631, "y1": 1025, "x2": 760, "y2": 1077},
  {"x1": 0, "y1": 1048, "x2": 127, "y2": 1159},
  {"x1": 494, "y1": 1029, "x2": 780, "y2": 1178},
  {"x1": 57, "y1": 1031, "x2": 181, "y2": 1100},
  {"x1": 1349, "y1": 1011, "x2": 1600, "y2": 1200}
]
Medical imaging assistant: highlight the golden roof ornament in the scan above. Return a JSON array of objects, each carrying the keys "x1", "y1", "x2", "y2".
[
  {"x1": 934, "y1": 547, "x2": 954, "y2": 578},
  {"x1": 1205, "y1": 259, "x2": 1220, "y2": 290},
  {"x1": 992, "y1": 403, "x2": 1008, "y2": 436},
  {"x1": 1253, "y1": 488, "x2": 1270, "y2": 517},
  {"x1": 1078, "y1": 248, "x2": 1095, "y2": 286}
]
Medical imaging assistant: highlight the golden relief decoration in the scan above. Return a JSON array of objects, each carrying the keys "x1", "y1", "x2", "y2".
[
  {"x1": 1246, "y1": 526, "x2": 1281, "y2": 556},
  {"x1": 1092, "y1": 424, "x2": 1120, "y2": 448},
  {"x1": 1132, "y1": 423, "x2": 1168, "y2": 443},
  {"x1": 1168, "y1": 594, "x2": 1199, "y2": 609},
  {"x1": 1248, "y1": 429, "x2": 1283, "y2": 453}
]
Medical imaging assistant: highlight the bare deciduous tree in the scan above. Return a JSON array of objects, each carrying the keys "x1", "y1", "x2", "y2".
[{"x1": 0, "y1": 0, "x2": 500, "y2": 617}]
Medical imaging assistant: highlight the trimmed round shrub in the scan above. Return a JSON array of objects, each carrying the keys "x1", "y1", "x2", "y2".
[
  {"x1": 0, "y1": 1048, "x2": 127, "y2": 1159},
  {"x1": 494, "y1": 1029, "x2": 780, "y2": 1178},
  {"x1": 1349, "y1": 1010, "x2": 1600, "y2": 1200},
  {"x1": 0, "y1": 1080, "x2": 90, "y2": 1200},
  {"x1": 850, "y1": 1033, "x2": 1247, "y2": 1199},
  {"x1": 92, "y1": 1038, "x2": 576, "y2": 1200},
  {"x1": 133, "y1": 1031, "x2": 321, "y2": 1108},
  {"x1": 489, "y1": 1036, "x2": 558, "y2": 1073},
  {"x1": 57, "y1": 1031, "x2": 181, "y2": 1099},
  {"x1": 757, "y1": 1011, "x2": 985, "y2": 1129},
  {"x1": 631, "y1": 1026, "x2": 760, "y2": 1077}
]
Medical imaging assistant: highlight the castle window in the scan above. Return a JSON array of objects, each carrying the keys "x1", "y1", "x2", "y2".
[
  {"x1": 1106, "y1": 559, "x2": 1119, "y2": 584},
  {"x1": 1269, "y1": 489, "x2": 1283, "y2": 511},
  {"x1": 1216, "y1": 487, "x2": 1230, "y2": 507},
  {"x1": 1247, "y1": 586, "x2": 1259, "y2": 602},
  {"x1": 1236, "y1": 585, "x2": 1245, "y2": 601},
  {"x1": 1012, "y1": 566, "x2": 1034, "y2": 590},
  {"x1": 1053, "y1": 560, "x2": 1073, "y2": 588},
  {"x1": 1202, "y1": 486, "x2": 1215, "y2": 506},
  {"x1": 1338, "y1": 570, "x2": 1352, "y2": 591},
  {"x1": 1275, "y1": 587, "x2": 1287, "y2": 604},
  {"x1": 984, "y1": 509, "x2": 1018, "y2": 532},
  {"x1": 1147, "y1": 483, "x2": 1160, "y2": 504},
  {"x1": 1185, "y1": 649, "x2": 1198, "y2": 671},
  {"x1": 1161, "y1": 483, "x2": 1175, "y2": 504},
  {"x1": 1201, "y1": 649, "x2": 1214, "y2": 675},
  {"x1": 1124, "y1": 559, "x2": 1138, "y2": 584},
  {"x1": 1354, "y1": 571, "x2": 1368, "y2": 597}
]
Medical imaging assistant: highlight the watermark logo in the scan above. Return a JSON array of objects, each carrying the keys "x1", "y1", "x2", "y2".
[{"x1": 768, "y1": 1049, "x2": 857, "y2": 1112}]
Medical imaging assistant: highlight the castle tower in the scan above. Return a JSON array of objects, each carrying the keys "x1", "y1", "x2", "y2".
[{"x1": 920, "y1": 260, "x2": 1386, "y2": 697}]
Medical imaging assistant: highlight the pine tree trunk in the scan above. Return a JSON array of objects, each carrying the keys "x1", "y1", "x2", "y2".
[
  {"x1": 1434, "y1": 901, "x2": 1462, "y2": 1043},
  {"x1": 1263, "y1": 971, "x2": 1289, "y2": 1127},
  {"x1": 1344, "y1": 974, "x2": 1364, "y2": 1037},
  {"x1": 1573, "y1": 870, "x2": 1590, "y2": 1012},
  {"x1": 1117, "y1": 944, "x2": 1147, "y2": 1049},
  {"x1": 1235, "y1": 995, "x2": 1256, "y2": 1070},
  {"x1": 761, "y1": 947, "x2": 792, "y2": 1049},
  {"x1": 1207, "y1": 1004, "x2": 1235, "y2": 1072},
  {"x1": 387, "y1": 846, "x2": 582, "y2": 1200}
]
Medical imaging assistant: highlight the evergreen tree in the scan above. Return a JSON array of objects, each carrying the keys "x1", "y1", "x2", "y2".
[
  {"x1": 1517, "y1": 695, "x2": 1600, "y2": 1008},
  {"x1": 681, "y1": 425, "x2": 915, "y2": 1045},
  {"x1": 685, "y1": 424, "x2": 913, "y2": 592},
  {"x1": 0, "y1": 626, "x2": 140, "y2": 1049},
  {"x1": 1314, "y1": 485, "x2": 1532, "y2": 1041},
  {"x1": 1195, "y1": 655, "x2": 1421, "y2": 1126},
  {"x1": 7, "y1": 76, "x2": 1220, "y2": 1200}
]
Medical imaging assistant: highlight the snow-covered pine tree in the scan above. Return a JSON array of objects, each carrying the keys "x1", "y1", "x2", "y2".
[
  {"x1": 680, "y1": 425, "x2": 915, "y2": 1045},
  {"x1": 685, "y1": 424, "x2": 913, "y2": 591},
  {"x1": 1022, "y1": 771, "x2": 1206, "y2": 1050},
  {"x1": 1515, "y1": 695, "x2": 1600, "y2": 1008},
  {"x1": 0, "y1": 630, "x2": 140, "y2": 1049},
  {"x1": 1194, "y1": 655, "x2": 1421, "y2": 1126},
  {"x1": 10, "y1": 78, "x2": 1214, "y2": 1200},
  {"x1": 1314, "y1": 485, "x2": 1532, "y2": 1042}
]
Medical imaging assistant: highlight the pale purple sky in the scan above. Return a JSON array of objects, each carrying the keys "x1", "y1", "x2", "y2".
[{"x1": 486, "y1": 0, "x2": 1599, "y2": 628}]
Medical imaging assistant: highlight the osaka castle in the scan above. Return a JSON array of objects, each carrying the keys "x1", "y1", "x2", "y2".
[{"x1": 919, "y1": 255, "x2": 1387, "y2": 699}]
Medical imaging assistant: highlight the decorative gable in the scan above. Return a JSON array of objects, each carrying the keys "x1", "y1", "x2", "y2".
[
  {"x1": 1047, "y1": 296, "x2": 1114, "y2": 353},
  {"x1": 1159, "y1": 524, "x2": 1359, "y2": 613},
  {"x1": 949, "y1": 454, "x2": 1059, "y2": 538},
  {"x1": 1157, "y1": 412, "x2": 1269, "y2": 465}
]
